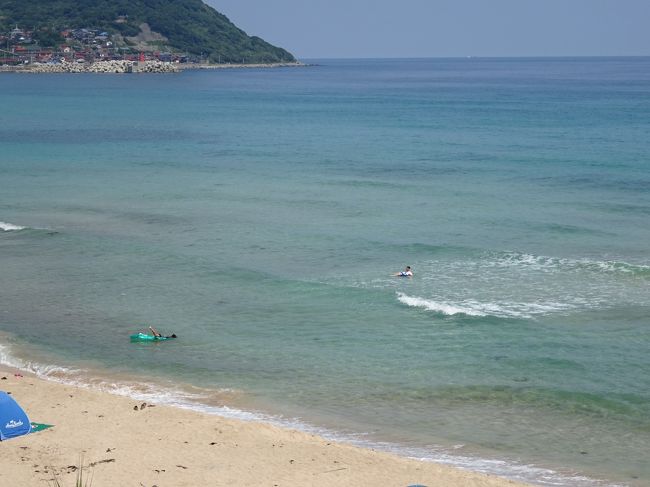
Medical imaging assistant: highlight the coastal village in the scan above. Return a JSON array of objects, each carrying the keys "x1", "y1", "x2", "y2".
[
  {"x1": 0, "y1": 24, "x2": 196, "y2": 67},
  {"x1": 0, "y1": 24, "x2": 301, "y2": 73}
]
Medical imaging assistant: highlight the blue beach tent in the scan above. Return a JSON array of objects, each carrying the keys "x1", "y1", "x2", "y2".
[{"x1": 0, "y1": 391, "x2": 31, "y2": 440}]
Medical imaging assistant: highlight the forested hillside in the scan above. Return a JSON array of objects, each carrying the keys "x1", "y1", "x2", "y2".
[{"x1": 0, "y1": 0, "x2": 294, "y2": 63}]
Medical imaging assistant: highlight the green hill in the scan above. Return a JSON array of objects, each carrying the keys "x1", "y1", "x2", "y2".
[{"x1": 0, "y1": 0, "x2": 295, "y2": 63}]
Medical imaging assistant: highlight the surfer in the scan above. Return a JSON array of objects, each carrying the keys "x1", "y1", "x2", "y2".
[{"x1": 394, "y1": 266, "x2": 413, "y2": 277}]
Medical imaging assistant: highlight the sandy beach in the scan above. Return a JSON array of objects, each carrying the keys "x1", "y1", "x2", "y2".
[{"x1": 0, "y1": 369, "x2": 528, "y2": 487}]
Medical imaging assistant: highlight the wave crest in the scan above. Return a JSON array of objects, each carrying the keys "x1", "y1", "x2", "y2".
[
  {"x1": 397, "y1": 293, "x2": 487, "y2": 316},
  {"x1": 0, "y1": 221, "x2": 26, "y2": 232},
  {"x1": 396, "y1": 293, "x2": 574, "y2": 319}
]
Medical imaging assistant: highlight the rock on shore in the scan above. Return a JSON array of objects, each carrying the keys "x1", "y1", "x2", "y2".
[{"x1": 19, "y1": 60, "x2": 179, "y2": 74}]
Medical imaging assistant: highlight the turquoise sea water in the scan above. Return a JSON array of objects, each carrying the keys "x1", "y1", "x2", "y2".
[{"x1": 1, "y1": 58, "x2": 649, "y2": 486}]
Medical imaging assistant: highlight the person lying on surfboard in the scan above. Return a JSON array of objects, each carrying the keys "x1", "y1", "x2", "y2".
[{"x1": 394, "y1": 266, "x2": 413, "y2": 277}]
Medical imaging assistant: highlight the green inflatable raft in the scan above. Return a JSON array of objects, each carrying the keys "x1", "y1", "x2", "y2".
[{"x1": 130, "y1": 333, "x2": 175, "y2": 342}]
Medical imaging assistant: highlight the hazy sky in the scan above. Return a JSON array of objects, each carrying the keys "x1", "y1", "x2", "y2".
[{"x1": 209, "y1": 0, "x2": 650, "y2": 59}]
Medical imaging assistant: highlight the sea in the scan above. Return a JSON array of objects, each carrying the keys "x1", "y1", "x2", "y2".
[{"x1": 1, "y1": 57, "x2": 649, "y2": 486}]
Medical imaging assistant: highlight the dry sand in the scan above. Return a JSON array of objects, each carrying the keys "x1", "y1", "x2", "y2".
[{"x1": 0, "y1": 370, "x2": 529, "y2": 487}]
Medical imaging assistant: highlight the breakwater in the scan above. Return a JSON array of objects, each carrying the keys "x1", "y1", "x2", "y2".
[
  {"x1": 3, "y1": 60, "x2": 179, "y2": 73},
  {"x1": 0, "y1": 61, "x2": 306, "y2": 74}
]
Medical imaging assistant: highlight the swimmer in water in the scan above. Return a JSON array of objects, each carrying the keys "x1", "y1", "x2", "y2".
[{"x1": 394, "y1": 266, "x2": 413, "y2": 277}]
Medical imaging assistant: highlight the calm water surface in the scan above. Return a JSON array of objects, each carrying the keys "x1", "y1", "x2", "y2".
[{"x1": 1, "y1": 58, "x2": 649, "y2": 486}]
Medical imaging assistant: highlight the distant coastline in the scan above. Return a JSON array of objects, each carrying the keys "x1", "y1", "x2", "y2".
[
  {"x1": 179, "y1": 61, "x2": 306, "y2": 70},
  {"x1": 0, "y1": 60, "x2": 306, "y2": 74}
]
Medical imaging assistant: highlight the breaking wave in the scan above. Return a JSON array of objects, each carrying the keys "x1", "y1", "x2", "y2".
[
  {"x1": 396, "y1": 293, "x2": 575, "y2": 319},
  {"x1": 0, "y1": 221, "x2": 26, "y2": 232}
]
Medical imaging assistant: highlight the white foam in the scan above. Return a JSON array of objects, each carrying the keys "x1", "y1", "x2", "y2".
[
  {"x1": 0, "y1": 343, "x2": 22, "y2": 369},
  {"x1": 397, "y1": 293, "x2": 487, "y2": 316},
  {"x1": 0, "y1": 221, "x2": 26, "y2": 231},
  {"x1": 0, "y1": 341, "x2": 258, "y2": 420},
  {"x1": 0, "y1": 342, "x2": 79, "y2": 377},
  {"x1": 405, "y1": 449, "x2": 611, "y2": 487},
  {"x1": 491, "y1": 252, "x2": 650, "y2": 275},
  {"x1": 397, "y1": 293, "x2": 575, "y2": 319}
]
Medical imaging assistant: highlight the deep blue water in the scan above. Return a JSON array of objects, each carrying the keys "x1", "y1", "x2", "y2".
[{"x1": 1, "y1": 58, "x2": 649, "y2": 486}]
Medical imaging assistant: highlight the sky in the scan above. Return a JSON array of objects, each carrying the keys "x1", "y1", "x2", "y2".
[{"x1": 209, "y1": 0, "x2": 650, "y2": 59}]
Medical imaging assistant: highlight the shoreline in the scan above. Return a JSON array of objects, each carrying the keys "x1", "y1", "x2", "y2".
[
  {"x1": 0, "y1": 60, "x2": 306, "y2": 74},
  {"x1": 0, "y1": 367, "x2": 528, "y2": 487},
  {"x1": 179, "y1": 61, "x2": 307, "y2": 70},
  {"x1": 0, "y1": 336, "x2": 608, "y2": 487}
]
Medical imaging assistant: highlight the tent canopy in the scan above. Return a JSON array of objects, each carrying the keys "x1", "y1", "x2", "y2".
[{"x1": 0, "y1": 391, "x2": 31, "y2": 440}]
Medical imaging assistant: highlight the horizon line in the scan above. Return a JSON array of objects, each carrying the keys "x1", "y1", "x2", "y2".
[{"x1": 296, "y1": 55, "x2": 650, "y2": 61}]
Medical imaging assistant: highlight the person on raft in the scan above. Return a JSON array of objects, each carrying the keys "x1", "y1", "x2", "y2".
[
  {"x1": 149, "y1": 326, "x2": 177, "y2": 339},
  {"x1": 394, "y1": 265, "x2": 413, "y2": 277},
  {"x1": 149, "y1": 326, "x2": 162, "y2": 337}
]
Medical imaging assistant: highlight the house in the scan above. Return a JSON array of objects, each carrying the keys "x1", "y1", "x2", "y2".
[
  {"x1": 10, "y1": 26, "x2": 24, "y2": 40},
  {"x1": 72, "y1": 29, "x2": 97, "y2": 43}
]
